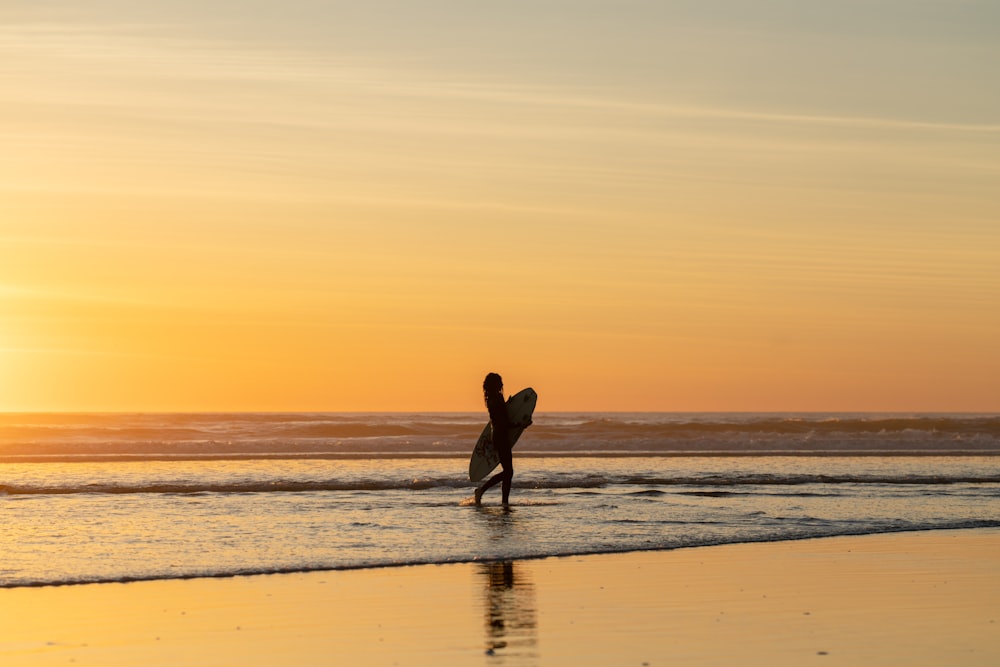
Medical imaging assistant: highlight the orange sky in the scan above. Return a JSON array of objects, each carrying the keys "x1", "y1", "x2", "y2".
[{"x1": 2, "y1": 2, "x2": 999, "y2": 412}]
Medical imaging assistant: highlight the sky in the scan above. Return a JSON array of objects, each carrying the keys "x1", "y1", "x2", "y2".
[{"x1": 2, "y1": 1, "x2": 998, "y2": 412}]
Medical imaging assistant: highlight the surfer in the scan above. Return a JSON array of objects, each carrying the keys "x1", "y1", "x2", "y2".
[{"x1": 475, "y1": 372, "x2": 530, "y2": 506}]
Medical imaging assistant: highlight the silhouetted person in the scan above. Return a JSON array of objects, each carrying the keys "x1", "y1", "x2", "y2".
[{"x1": 475, "y1": 373, "x2": 529, "y2": 505}]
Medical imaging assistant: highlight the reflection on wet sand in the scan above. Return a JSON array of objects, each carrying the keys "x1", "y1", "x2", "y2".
[{"x1": 480, "y1": 560, "x2": 538, "y2": 659}]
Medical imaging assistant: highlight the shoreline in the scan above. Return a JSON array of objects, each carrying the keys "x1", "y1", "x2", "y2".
[
  {"x1": 2, "y1": 527, "x2": 998, "y2": 665},
  {"x1": 3, "y1": 525, "x2": 997, "y2": 590}
]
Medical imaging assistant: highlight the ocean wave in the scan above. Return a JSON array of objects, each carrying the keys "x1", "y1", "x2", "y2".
[
  {"x1": 6, "y1": 522, "x2": 999, "y2": 589},
  {"x1": 567, "y1": 415, "x2": 1000, "y2": 435},
  {"x1": 3, "y1": 413, "x2": 999, "y2": 460},
  {"x1": 4, "y1": 471, "x2": 997, "y2": 496}
]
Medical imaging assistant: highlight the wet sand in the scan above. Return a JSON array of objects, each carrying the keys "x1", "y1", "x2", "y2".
[{"x1": 2, "y1": 528, "x2": 998, "y2": 666}]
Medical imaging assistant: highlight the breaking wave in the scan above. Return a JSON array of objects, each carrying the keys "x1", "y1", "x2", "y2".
[{"x1": 4, "y1": 470, "x2": 998, "y2": 497}]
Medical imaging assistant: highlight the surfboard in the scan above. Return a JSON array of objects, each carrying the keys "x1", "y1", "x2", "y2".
[{"x1": 468, "y1": 387, "x2": 537, "y2": 482}]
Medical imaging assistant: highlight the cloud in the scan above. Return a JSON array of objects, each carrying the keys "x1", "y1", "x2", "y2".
[{"x1": 7, "y1": 20, "x2": 998, "y2": 139}]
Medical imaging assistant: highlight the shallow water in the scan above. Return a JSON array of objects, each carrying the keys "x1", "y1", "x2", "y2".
[{"x1": 2, "y1": 413, "x2": 999, "y2": 587}]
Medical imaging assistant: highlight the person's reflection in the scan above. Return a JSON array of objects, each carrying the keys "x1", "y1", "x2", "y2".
[{"x1": 480, "y1": 561, "x2": 538, "y2": 658}]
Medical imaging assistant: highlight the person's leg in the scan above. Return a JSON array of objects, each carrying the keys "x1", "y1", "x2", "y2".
[
  {"x1": 498, "y1": 444, "x2": 513, "y2": 505},
  {"x1": 476, "y1": 446, "x2": 512, "y2": 505},
  {"x1": 476, "y1": 426, "x2": 512, "y2": 504},
  {"x1": 475, "y1": 471, "x2": 501, "y2": 504}
]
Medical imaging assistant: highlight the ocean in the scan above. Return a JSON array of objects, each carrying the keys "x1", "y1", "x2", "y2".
[{"x1": 2, "y1": 412, "x2": 999, "y2": 588}]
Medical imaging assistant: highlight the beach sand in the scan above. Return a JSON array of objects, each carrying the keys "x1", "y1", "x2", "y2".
[{"x1": 2, "y1": 528, "x2": 998, "y2": 666}]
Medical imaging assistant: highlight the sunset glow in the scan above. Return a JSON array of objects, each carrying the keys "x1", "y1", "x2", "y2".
[{"x1": 2, "y1": 2, "x2": 998, "y2": 411}]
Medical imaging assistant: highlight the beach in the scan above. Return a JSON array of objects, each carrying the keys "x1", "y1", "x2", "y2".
[
  {"x1": 3, "y1": 528, "x2": 997, "y2": 666},
  {"x1": 2, "y1": 414, "x2": 999, "y2": 665}
]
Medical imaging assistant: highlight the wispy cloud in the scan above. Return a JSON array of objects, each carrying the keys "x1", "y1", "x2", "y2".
[{"x1": 6, "y1": 21, "x2": 997, "y2": 138}]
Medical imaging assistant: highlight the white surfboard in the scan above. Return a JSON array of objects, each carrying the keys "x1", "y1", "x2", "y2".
[{"x1": 468, "y1": 387, "x2": 537, "y2": 482}]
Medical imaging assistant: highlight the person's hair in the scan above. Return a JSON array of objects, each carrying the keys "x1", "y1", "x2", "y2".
[{"x1": 483, "y1": 372, "x2": 503, "y2": 405}]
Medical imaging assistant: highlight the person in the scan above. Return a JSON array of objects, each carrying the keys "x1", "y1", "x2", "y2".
[{"x1": 475, "y1": 372, "x2": 529, "y2": 506}]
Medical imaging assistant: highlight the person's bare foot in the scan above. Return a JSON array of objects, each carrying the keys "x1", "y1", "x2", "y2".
[{"x1": 474, "y1": 487, "x2": 484, "y2": 505}]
